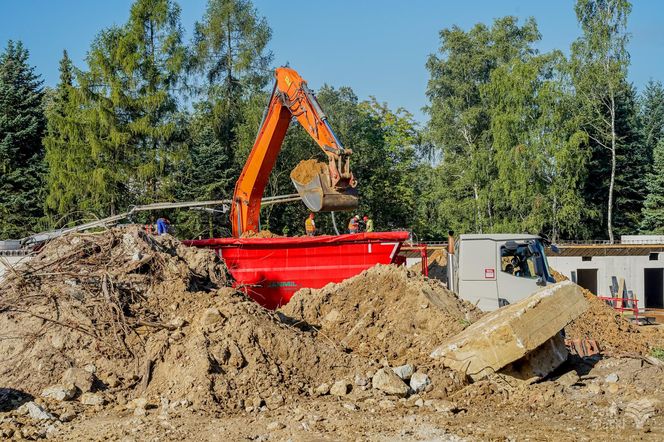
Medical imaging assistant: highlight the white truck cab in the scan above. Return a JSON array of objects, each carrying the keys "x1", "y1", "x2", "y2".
[{"x1": 448, "y1": 234, "x2": 555, "y2": 311}]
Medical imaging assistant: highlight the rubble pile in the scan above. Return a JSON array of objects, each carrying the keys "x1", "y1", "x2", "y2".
[
  {"x1": 0, "y1": 227, "x2": 363, "y2": 420},
  {"x1": 552, "y1": 270, "x2": 664, "y2": 354},
  {"x1": 281, "y1": 264, "x2": 482, "y2": 364}
]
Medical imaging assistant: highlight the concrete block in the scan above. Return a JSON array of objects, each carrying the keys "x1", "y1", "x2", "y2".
[{"x1": 430, "y1": 281, "x2": 587, "y2": 380}]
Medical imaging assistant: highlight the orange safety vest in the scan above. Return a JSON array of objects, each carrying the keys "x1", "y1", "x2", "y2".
[
  {"x1": 305, "y1": 218, "x2": 315, "y2": 232},
  {"x1": 348, "y1": 218, "x2": 358, "y2": 231}
]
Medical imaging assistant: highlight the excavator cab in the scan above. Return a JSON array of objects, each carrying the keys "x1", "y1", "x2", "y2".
[{"x1": 290, "y1": 159, "x2": 358, "y2": 212}]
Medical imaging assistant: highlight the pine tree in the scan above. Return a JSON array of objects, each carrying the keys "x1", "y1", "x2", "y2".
[
  {"x1": 641, "y1": 140, "x2": 664, "y2": 233},
  {"x1": 169, "y1": 0, "x2": 273, "y2": 237},
  {"x1": 640, "y1": 80, "x2": 664, "y2": 166},
  {"x1": 77, "y1": 0, "x2": 187, "y2": 215},
  {"x1": 44, "y1": 50, "x2": 94, "y2": 221},
  {"x1": 0, "y1": 40, "x2": 45, "y2": 239}
]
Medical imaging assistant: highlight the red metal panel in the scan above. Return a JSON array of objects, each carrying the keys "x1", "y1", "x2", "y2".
[{"x1": 185, "y1": 232, "x2": 408, "y2": 309}]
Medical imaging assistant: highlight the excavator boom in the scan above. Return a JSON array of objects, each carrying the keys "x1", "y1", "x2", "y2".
[{"x1": 231, "y1": 67, "x2": 358, "y2": 237}]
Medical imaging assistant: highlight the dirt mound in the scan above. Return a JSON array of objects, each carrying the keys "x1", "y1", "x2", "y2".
[
  {"x1": 427, "y1": 249, "x2": 448, "y2": 281},
  {"x1": 280, "y1": 264, "x2": 483, "y2": 365},
  {"x1": 551, "y1": 269, "x2": 662, "y2": 355},
  {"x1": 290, "y1": 159, "x2": 328, "y2": 184},
  {"x1": 240, "y1": 230, "x2": 283, "y2": 238},
  {"x1": 0, "y1": 226, "x2": 362, "y2": 414}
]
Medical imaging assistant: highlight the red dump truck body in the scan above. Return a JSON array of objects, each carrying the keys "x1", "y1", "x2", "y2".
[{"x1": 184, "y1": 231, "x2": 409, "y2": 309}]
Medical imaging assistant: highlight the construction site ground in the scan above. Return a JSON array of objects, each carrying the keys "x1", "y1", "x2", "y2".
[{"x1": 1, "y1": 227, "x2": 664, "y2": 441}]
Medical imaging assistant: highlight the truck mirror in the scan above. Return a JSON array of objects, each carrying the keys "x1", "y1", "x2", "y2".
[{"x1": 550, "y1": 244, "x2": 560, "y2": 254}]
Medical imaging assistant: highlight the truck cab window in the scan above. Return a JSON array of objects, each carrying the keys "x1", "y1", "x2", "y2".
[{"x1": 500, "y1": 243, "x2": 540, "y2": 279}]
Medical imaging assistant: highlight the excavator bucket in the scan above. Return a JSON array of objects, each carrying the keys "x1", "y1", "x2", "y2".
[{"x1": 291, "y1": 160, "x2": 358, "y2": 212}]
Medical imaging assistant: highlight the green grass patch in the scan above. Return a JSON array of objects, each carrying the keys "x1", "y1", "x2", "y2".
[{"x1": 650, "y1": 347, "x2": 664, "y2": 361}]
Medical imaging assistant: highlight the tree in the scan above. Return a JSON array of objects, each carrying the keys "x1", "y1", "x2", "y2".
[
  {"x1": 570, "y1": 0, "x2": 632, "y2": 243},
  {"x1": 44, "y1": 50, "x2": 94, "y2": 222},
  {"x1": 483, "y1": 51, "x2": 588, "y2": 240},
  {"x1": 640, "y1": 80, "x2": 664, "y2": 166},
  {"x1": 78, "y1": 0, "x2": 187, "y2": 215},
  {"x1": 192, "y1": 0, "x2": 272, "y2": 159},
  {"x1": 425, "y1": 16, "x2": 540, "y2": 234},
  {"x1": 168, "y1": 0, "x2": 273, "y2": 237},
  {"x1": 641, "y1": 139, "x2": 664, "y2": 233},
  {"x1": 0, "y1": 40, "x2": 45, "y2": 239}
]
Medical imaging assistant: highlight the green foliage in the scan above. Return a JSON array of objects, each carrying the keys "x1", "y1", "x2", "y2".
[
  {"x1": 3, "y1": 0, "x2": 663, "y2": 244},
  {"x1": 483, "y1": 51, "x2": 588, "y2": 239},
  {"x1": 640, "y1": 140, "x2": 664, "y2": 233},
  {"x1": 570, "y1": 0, "x2": 632, "y2": 242},
  {"x1": 75, "y1": 0, "x2": 187, "y2": 215},
  {"x1": 44, "y1": 50, "x2": 96, "y2": 225},
  {"x1": 0, "y1": 40, "x2": 45, "y2": 239},
  {"x1": 650, "y1": 347, "x2": 664, "y2": 362}
]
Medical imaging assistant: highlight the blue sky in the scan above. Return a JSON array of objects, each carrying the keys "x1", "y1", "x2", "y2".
[{"x1": 1, "y1": 0, "x2": 663, "y2": 123}]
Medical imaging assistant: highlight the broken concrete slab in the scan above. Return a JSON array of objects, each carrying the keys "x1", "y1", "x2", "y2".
[
  {"x1": 430, "y1": 280, "x2": 587, "y2": 381},
  {"x1": 500, "y1": 333, "x2": 569, "y2": 381}
]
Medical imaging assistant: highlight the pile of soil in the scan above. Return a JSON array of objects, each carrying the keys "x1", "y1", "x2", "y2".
[
  {"x1": 290, "y1": 159, "x2": 328, "y2": 184},
  {"x1": 551, "y1": 269, "x2": 663, "y2": 355},
  {"x1": 280, "y1": 264, "x2": 483, "y2": 365},
  {"x1": 0, "y1": 226, "x2": 363, "y2": 414},
  {"x1": 427, "y1": 249, "x2": 448, "y2": 281},
  {"x1": 240, "y1": 230, "x2": 283, "y2": 238}
]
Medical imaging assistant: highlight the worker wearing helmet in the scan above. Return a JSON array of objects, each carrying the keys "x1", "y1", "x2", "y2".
[
  {"x1": 348, "y1": 215, "x2": 360, "y2": 234},
  {"x1": 364, "y1": 215, "x2": 374, "y2": 233},
  {"x1": 305, "y1": 213, "x2": 316, "y2": 236}
]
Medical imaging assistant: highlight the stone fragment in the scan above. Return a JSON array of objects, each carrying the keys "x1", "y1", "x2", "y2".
[
  {"x1": 604, "y1": 383, "x2": 620, "y2": 394},
  {"x1": 41, "y1": 384, "x2": 77, "y2": 402},
  {"x1": 556, "y1": 371, "x2": 580, "y2": 388},
  {"x1": 605, "y1": 373, "x2": 619, "y2": 383},
  {"x1": 586, "y1": 383, "x2": 602, "y2": 395},
  {"x1": 431, "y1": 281, "x2": 587, "y2": 381},
  {"x1": 372, "y1": 368, "x2": 409, "y2": 397},
  {"x1": 343, "y1": 403, "x2": 359, "y2": 411},
  {"x1": 330, "y1": 380, "x2": 351, "y2": 396},
  {"x1": 315, "y1": 383, "x2": 330, "y2": 396},
  {"x1": 79, "y1": 393, "x2": 105, "y2": 406},
  {"x1": 61, "y1": 367, "x2": 95, "y2": 393},
  {"x1": 392, "y1": 364, "x2": 415, "y2": 380},
  {"x1": 354, "y1": 373, "x2": 368, "y2": 386},
  {"x1": 265, "y1": 393, "x2": 284, "y2": 410},
  {"x1": 409, "y1": 372, "x2": 431, "y2": 393},
  {"x1": 18, "y1": 402, "x2": 55, "y2": 420},
  {"x1": 267, "y1": 421, "x2": 286, "y2": 431},
  {"x1": 58, "y1": 408, "x2": 76, "y2": 423},
  {"x1": 201, "y1": 308, "x2": 222, "y2": 325}
]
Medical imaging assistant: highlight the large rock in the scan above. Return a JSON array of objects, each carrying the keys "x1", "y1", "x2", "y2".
[
  {"x1": 372, "y1": 368, "x2": 409, "y2": 397},
  {"x1": 61, "y1": 367, "x2": 95, "y2": 393},
  {"x1": 431, "y1": 281, "x2": 587, "y2": 381}
]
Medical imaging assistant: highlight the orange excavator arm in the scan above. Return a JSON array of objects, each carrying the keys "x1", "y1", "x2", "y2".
[{"x1": 230, "y1": 67, "x2": 358, "y2": 237}]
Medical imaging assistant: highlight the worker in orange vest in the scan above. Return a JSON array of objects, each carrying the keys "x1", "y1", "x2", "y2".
[
  {"x1": 348, "y1": 215, "x2": 360, "y2": 234},
  {"x1": 305, "y1": 213, "x2": 316, "y2": 236}
]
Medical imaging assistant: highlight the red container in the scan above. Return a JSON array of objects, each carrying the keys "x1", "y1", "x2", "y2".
[{"x1": 184, "y1": 231, "x2": 408, "y2": 309}]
